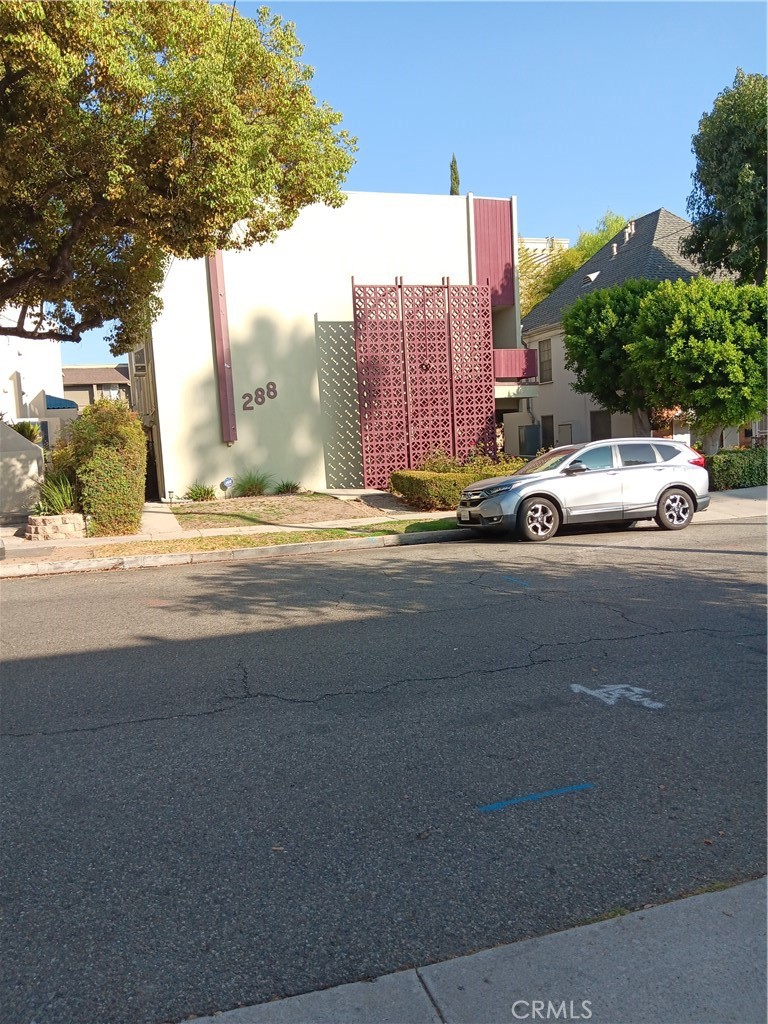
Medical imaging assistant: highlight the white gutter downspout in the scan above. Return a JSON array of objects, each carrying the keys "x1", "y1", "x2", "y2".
[{"x1": 510, "y1": 195, "x2": 523, "y2": 347}]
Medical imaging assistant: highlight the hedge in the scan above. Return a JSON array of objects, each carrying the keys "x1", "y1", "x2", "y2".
[
  {"x1": 390, "y1": 469, "x2": 513, "y2": 510},
  {"x1": 78, "y1": 445, "x2": 146, "y2": 536},
  {"x1": 705, "y1": 446, "x2": 767, "y2": 491},
  {"x1": 53, "y1": 399, "x2": 147, "y2": 536}
]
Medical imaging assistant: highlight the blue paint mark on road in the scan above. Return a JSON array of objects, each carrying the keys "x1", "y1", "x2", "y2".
[
  {"x1": 501, "y1": 575, "x2": 530, "y2": 587},
  {"x1": 478, "y1": 782, "x2": 595, "y2": 813}
]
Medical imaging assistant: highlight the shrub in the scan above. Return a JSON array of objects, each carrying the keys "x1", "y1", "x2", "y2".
[
  {"x1": 416, "y1": 450, "x2": 463, "y2": 473},
  {"x1": 79, "y1": 446, "x2": 145, "y2": 536},
  {"x1": 232, "y1": 469, "x2": 274, "y2": 497},
  {"x1": 274, "y1": 479, "x2": 301, "y2": 495},
  {"x1": 706, "y1": 446, "x2": 768, "y2": 490},
  {"x1": 390, "y1": 470, "x2": 501, "y2": 510},
  {"x1": 184, "y1": 482, "x2": 216, "y2": 501},
  {"x1": 67, "y1": 399, "x2": 145, "y2": 472},
  {"x1": 51, "y1": 399, "x2": 147, "y2": 535},
  {"x1": 10, "y1": 420, "x2": 42, "y2": 444},
  {"x1": 29, "y1": 472, "x2": 78, "y2": 516},
  {"x1": 415, "y1": 448, "x2": 527, "y2": 477}
]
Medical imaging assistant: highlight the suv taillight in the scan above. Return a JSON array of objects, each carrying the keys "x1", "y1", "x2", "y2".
[{"x1": 687, "y1": 451, "x2": 706, "y2": 467}]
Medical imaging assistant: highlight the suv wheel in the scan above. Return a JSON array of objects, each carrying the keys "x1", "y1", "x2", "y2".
[
  {"x1": 655, "y1": 488, "x2": 693, "y2": 531},
  {"x1": 518, "y1": 497, "x2": 560, "y2": 541}
]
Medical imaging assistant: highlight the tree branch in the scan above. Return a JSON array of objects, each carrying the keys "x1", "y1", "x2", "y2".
[{"x1": 0, "y1": 199, "x2": 108, "y2": 306}]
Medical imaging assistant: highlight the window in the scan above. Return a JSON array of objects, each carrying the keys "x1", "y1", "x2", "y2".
[
  {"x1": 618, "y1": 442, "x2": 658, "y2": 466},
  {"x1": 101, "y1": 384, "x2": 120, "y2": 400},
  {"x1": 576, "y1": 445, "x2": 614, "y2": 471},
  {"x1": 541, "y1": 415, "x2": 554, "y2": 449},
  {"x1": 652, "y1": 443, "x2": 679, "y2": 462},
  {"x1": 538, "y1": 339, "x2": 552, "y2": 383},
  {"x1": 590, "y1": 410, "x2": 612, "y2": 441}
]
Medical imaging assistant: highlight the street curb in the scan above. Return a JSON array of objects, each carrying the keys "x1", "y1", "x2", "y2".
[{"x1": 0, "y1": 527, "x2": 475, "y2": 578}]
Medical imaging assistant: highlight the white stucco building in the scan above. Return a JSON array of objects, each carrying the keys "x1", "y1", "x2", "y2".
[{"x1": 134, "y1": 190, "x2": 537, "y2": 498}]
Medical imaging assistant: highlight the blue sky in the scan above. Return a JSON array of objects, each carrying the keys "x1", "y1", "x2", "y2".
[{"x1": 69, "y1": 0, "x2": 766, "y2": 364}]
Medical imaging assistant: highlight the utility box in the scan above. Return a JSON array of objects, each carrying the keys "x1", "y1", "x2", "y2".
[{"x1": 518, "y1": 424, "x2": 541, "y2": 459}]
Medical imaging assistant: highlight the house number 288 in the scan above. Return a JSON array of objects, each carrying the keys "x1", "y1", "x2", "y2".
[{"x1": 242, "y1": 382, "x2": 277, "y2": 410}]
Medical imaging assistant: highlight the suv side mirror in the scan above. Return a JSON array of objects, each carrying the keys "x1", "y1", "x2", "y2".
[{"x1": 563, "y1": 461, "x2": 588, "y2": 474}]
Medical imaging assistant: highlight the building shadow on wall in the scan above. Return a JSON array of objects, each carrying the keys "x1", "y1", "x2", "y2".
[
  {"x1": 314, "y1": 319, "x2": 364, "y2": 489},
  {"x1": 177, "y1": 314, "x2": 330, "y2": 493}
]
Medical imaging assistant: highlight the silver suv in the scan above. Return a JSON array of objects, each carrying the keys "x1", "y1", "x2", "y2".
[{"x1": 457, "y1": 438, "x2": 710, "y2": 541}]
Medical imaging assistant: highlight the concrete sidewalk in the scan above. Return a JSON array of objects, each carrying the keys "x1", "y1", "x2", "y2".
[
  {"x1": 0, "y1": 487, "x2": 765, "y2": 577},
  {"x1": 183, "y1": 878, "x2": 766, "y2": 1024}
]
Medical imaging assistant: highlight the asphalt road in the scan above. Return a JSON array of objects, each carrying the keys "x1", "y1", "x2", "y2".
[{"x1": 2, "y1": 518, "x2": 766, "y2": 1024}]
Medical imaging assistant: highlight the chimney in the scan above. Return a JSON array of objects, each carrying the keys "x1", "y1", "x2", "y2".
[
  {"x1": 623, "y1": 227, "x2": 631, "y2": 244},
  {"x1": 611, "y1": 243, "x2": 618, "y2": 257},
  {"x1": 629, "y1": 220, "x2": 636, "y2": 234}
]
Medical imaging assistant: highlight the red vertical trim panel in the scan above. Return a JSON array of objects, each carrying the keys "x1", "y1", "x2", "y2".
[
  {"x1": 206, "y1": 251, "x2": 238, "y2": 444},
  {"x1": 473, "y1": 198, "x2": 516, "y2": 307}
]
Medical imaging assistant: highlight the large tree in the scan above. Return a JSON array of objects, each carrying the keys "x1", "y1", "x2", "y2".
[
  {"x1": 563, "y1": 278, "x2": 768, "y2": 452},
  {"x1": 0, "y1": 0, "x2": 356, "y2": 353},
  {"x1": 630, "y1": 278, "x2": 767, "y2": 452},
  {"x1": 562, "y1": 280, "x2": 660, "y2": 434},
  {"x1": 680, "y1": 69, "x2": 767, "y2": 285}
]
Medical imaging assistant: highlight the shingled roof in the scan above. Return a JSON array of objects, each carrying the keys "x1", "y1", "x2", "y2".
[
  {"x1": 522, "y1": 209, "x2": 702, "y2": 335},
  {"x1": 62, "y1": 364, "x2": 129, "y2": 386}
]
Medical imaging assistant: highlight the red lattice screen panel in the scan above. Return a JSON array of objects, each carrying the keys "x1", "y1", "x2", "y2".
[
  {"x1": 353, "y1": 284, "x2": 408, "y2": 489},
  {"x1": 449, "y1": 285, "x2": 495, "y2": 459},
  {"x1": 402, "y1": 285, "x2": 454, "y2": 467},
  {"x1": 353, "y1": 280, "x2": 494, "y2": 487}
]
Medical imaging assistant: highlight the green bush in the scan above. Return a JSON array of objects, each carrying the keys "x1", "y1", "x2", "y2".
[
  {"x1": 79, "y1": 446, "x2": 145, "y2": 536},
  {"x1": 390, "y1": 469, "x2": 508, "y2": 510},
  {"x1": 417, "y1": 450, "x2": 463, "y2": 473},
  {"x1": 232, "y1": 469, "x2": 274, "y2": 497},
  {"x1": 184, "y1": 482, "x2": 216, "y2": 501},
  {"x1": 51, "y1": 399, "x2": 147, "y2": 535},
  {"x1": 392, "y1": 450, "x2": 527, "y2": 510},
  {"x1": 706, "y1": 446, "x2": 768, "y2": 490}
]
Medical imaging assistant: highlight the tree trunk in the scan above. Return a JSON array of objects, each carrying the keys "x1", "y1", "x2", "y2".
[
  {"x1": 631, "y1": 408, "x2": 652, "y2": 437},
  {"x1": 699, "y1": 426, "x2": 723, "y2": 455}
]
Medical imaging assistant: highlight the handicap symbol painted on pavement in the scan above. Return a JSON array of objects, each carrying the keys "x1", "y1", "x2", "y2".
[{"x1": 570, "y1": 683, "x2": 664, "y2": 709}]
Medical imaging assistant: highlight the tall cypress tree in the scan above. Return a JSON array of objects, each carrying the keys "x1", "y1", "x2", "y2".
[{"x1": 450, "y1": 154, "x2": 460, "y2": 195}]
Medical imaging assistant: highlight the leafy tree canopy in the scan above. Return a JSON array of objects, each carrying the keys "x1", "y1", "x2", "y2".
[
  {"x1": 520, "y1": 211, "x2": 626, "y2": 316},
  {"x1": 562, "y1": 279, "x2": 660, "y2": 414},
  {"x1": 680, "y1": 69, "x2": 767, "y2": 285},
  {"x1": 630, "y1": 278, "x2": 767, "y2": 436},
  {"x1": 0, "y1": 0, "x2": 356, "y2": 353},
  {"x1": 563, "y1": 277, "x2": 767, "y2": 449}
]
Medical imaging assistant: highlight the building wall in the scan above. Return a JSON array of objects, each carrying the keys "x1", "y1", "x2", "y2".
[
  {"x1": 0, "y1": 335, "x2": 65, "y2": 422},
  {"x1": 504, "y1": 328, "x2": 633, "y2": 455},
  {"x1": 0, "y1": 420, "x2": 43, "y2": 518},
  {"x1": 63, "y1": 385, "x2": 93, "y2": 408},
  {"x1": 151, "y1": 192, "x2": 477, "y2": 495}
]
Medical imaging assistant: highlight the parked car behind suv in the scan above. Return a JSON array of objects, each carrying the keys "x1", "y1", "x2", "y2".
[{"x1": 456, "y1": 438, "x2": 710, "y2": 541}]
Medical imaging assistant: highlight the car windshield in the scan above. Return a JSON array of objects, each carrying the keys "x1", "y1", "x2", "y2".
[{"x1": 515, "y1": 446, "x2": 579, "y2": 475}]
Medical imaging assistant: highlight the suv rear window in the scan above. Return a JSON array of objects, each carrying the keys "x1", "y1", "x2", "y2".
[
  {"x1": 652, "y1": 443, "x2": 680, "y2": 462},
  {"x1": 618, "y1": 443, "x2": 658, "y2": 466}
]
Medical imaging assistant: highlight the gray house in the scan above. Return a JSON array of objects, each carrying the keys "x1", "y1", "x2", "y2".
[{"x1": 503, "y1": 209, "x2": 703, "y2": 455}]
